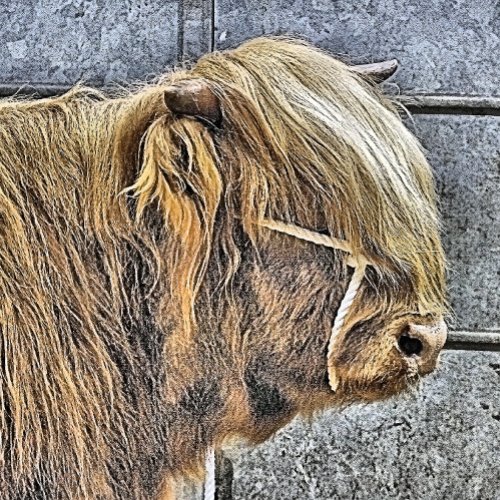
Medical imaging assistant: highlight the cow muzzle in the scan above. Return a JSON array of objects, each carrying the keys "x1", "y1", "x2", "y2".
[{"x1": 397, "y1": 319, "x2": 448, "y2": 375}]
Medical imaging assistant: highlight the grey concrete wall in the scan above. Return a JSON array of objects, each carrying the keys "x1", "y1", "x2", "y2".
[
  {"x1": 230, "y1": 351, "x2": 500, "y2": 500},
  {"x1": 215, "y1": 0, "x2": 500, "y2": 96},
  {"x1": 409, "y1": 114, "x2": 500, "y2": 331},
  {"x1": 0, "y1": 2, "x2": 499, "y2": 499},
  {"x1": 0, "y1": 0, "x2": 181, "y2": 85}
]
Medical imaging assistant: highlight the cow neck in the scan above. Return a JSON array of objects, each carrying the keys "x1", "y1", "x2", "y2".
[{"x1": 203, "y1": 220, "x2": 371, "y2": 499}]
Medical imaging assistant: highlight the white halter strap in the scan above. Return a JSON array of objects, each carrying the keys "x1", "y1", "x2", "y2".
[{"x1": 259, "y1": 219, "x2": 371, "y2": 392}]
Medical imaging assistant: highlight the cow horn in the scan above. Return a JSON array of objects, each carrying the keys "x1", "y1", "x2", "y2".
[
  {"x1": 163, "y1": 80, "x2": 222, "y2": 124},
  {"x1": 352, "y1": 59, "x2": 399, "y2": 83}
]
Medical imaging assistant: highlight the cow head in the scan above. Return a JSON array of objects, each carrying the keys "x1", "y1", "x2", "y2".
[{"x1": 118, "y1": 37, "x2": 447, "y2": 442}]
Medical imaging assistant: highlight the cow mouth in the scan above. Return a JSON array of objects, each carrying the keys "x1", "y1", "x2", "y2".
[{"x1": 332, "y1": 361, "x2": 423, "y2": 404}]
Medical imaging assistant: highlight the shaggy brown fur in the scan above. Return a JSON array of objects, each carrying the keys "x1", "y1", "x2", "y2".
[{"x1": 0, "y1": 37, "x2": 446, "y2": 498}]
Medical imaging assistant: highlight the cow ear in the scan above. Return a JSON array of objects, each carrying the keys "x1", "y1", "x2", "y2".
[
  {"x1": 352, "y1": 59, "x2": 399, "y2": 83},
  {"x1": 128, "y1": 109, "x2": 222, "y2": 327},
  {"x1": 163, "y1": 80, "x2": 222, "y2": 125}
]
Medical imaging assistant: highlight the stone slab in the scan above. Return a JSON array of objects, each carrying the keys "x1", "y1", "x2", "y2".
[
  {"x1": 180, "y1": 0, "x2": 214, "y2": 62},
  {"x1": 409, "y1": 114, "x2": 500, "y2": 331},
  {"x1": 215, "y1": 0, "x2": 500, "y2": 97},
  {"x1": 229, "y1": 351, "x2": 500, "y2": 499},
  {"x1": 0, "y1": 0, "x2": 180, "y2": 86}
]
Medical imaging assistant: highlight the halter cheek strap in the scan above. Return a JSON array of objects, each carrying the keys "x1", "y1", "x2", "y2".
[{"x1": 258, "y1": 219, "x2": 371, "y2": 392}]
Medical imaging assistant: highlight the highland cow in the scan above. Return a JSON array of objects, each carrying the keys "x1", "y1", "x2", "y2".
[{"x1": 0, "y1": 38, "x2": 447, "y2": 499}]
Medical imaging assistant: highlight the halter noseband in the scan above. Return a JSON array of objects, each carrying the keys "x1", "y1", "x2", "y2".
[{"x1": 259, "y1": 219, "x2": 371, "y2": 392}]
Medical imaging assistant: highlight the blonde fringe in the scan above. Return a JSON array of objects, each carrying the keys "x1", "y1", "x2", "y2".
[
  {"x1": 118, "y1": 36, "x2": 446, "y2": 325},
  {"x1": 187, "y1": 37, "x2": 445, "y2": 314}
]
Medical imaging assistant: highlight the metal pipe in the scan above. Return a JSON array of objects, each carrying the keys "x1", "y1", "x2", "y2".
[
  {"x1": 397, "y1": 94, "x2": 500, "y2": 116},
  {"x1": 0, "y1": 83, "x2": 76, "y2": 98},
  {"x1": 0, "y1": 82, "x2": 500, "y2": 116},
  {"x1": 2, "y1": 84, "x2": 500, "y2": 117},
  {"x1": 444, "y1": 330, "x2": 500, "y2": 352}
]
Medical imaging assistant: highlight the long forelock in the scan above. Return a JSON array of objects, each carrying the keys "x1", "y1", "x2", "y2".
[{"x1": 186, "y1": 37, "x2": 447, "y2": 315}]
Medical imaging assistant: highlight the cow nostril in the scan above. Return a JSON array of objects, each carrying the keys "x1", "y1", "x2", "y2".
[{"x1": 398, "y1": 335, "x2": 424, "y2": 356}]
